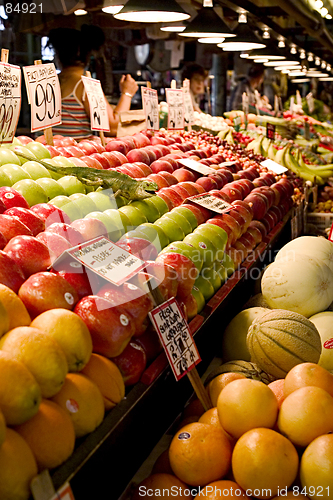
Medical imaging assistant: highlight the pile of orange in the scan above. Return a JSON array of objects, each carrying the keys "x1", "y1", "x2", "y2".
[{"x1": 133, "y1": 363, "x2": 333, "y2": 500}]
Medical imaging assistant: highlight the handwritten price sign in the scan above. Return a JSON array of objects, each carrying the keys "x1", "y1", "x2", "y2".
[
  {"x1": 187, "y1": 193, "x2": 232, "y2": 214},
  {"x1": 141, "y1": 87, "x2": 159, "y2": 131},
  {"x1": 81, "y1": 76, "x2": 110, "y2": 133},
  {"x1": 165, "y1": 88, "x2": 184, "y2": 131},
  {"x1": 23, "y1": 63, "x2": 61, "y2": 133},
  {"x1": 182, "y1": 86, "x2": 194, "y2": 127},
  {"x1": 0, "y1": 62, "x2": 21, "y2": 143}
]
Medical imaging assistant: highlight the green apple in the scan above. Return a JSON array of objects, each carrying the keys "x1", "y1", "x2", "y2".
[
  {"x1": 191, "y1": 285, "x2": 205, "y2": 313},
  {"x1": 194, "y1": 225, "x2": 226, "y2": 261},
  {"x1": 25, "y1": 141, "x2": 51, "y2": 160},
  {"x1": 148, "y1": 195, "x2": 169, "y2": 216},
  {"x1": 219, "y1": 253, "x2": 235, "y2": 277},
  {"x1": 130, "y1": 199, "x2": 160, "y2": 223},
  {"x1": 9, "y1": 145, "x2": 38, "y2": 164},
  {"x1": 204, "y1": 224, "x2": 228, "y2": 251},
  {"x1": 85, "y1": 211, "x2": 122, "y2": 242},
  {"x1": 183, "y1": 232, "x2": 217, "y2": 268},
  {"x1": 137, "y1": 222, "x2": 169, "y2": 249},
  {"x1": 201, "y1": 266, "x2": 221, "y2": 293},
  {"x1": 52, "y1": 157, "x2": 74, "y2": 168},
  {"x1": 42, "y1": 159, "x2": 62, "y2": 180},
  {"x1": 122, "y1": 227, "x2": 162, "y2": 253},
  {"x1": 161, "y1": 212, "x2": 192, "y2": 236},
  {"x1": 103, "y1": 209, "x2": 128, "y2": 237},
  {"x1": 115, "y1": 195, "x2": 128, "y2": 208},
  {"x1": 68, "y1": 193, "x2": 97, "y2": 217},
  {"x1": 161, "y1": 241, "x2": 203, "y2": 272},
  {"x1": 11, "y1": 137, "x2": 22, "y2": 146},
  {"x1": 118, "y1": 205, "x2": 148, "y2": 228},
  {"x1": 213, "y1": 261, "x2": 228, "y2": 283},
  {"x1": 57, "y1": 175, "x2": 86, "y2": 196},
  {"x1": 194, "y1": 275, "x2": 215, "y2": 302},
  {"x1": 35, "y1": 177, "x2": 66, "y2": 200},
  {"x1": 21, "y1": 161, "x2": 52, "y2": 180},
  {"x1": 0, "y1": 169, "x2": 12, "y2": 187},
  {"x1": 171, "y1": 206, "x2": 198, "y2": 231},
  {"x1": 49, "y1": 196, "x2": 82, "y2": 222},
  {"x1": 1, "y1": 164, "x2": 32, "y2": 184},
  {"x1": 154, "y1": 218, "x2": 185, "y2": 243},
  {"x1": 0, "y1": 149, "x2": 21, "y2": 166},
  {"x1": 87, "y1": 191, "x2": 117, "y2": 211},
  {"x1": 12, "y1": 179, "x2": 48, "y2": 207}
]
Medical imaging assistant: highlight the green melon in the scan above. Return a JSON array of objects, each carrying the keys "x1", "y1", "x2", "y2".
[{"x1": 205, "y1": 360, "x2": 275, "y2": 386}]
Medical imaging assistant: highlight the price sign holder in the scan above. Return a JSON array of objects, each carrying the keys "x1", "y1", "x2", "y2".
[
  {"x1": 84, "y1": 71, "x2": 107, "y2": 147},
  {"x1": 31, "y1": 469, "x2": 75, "y2": 500},
  {"x1": 261, "y1": 159, "x2": 288, "y2": 175},
  {"x1": 266, "y1": 122, "x2": 275, "y2": 140},
  {"x1": 0, "y1": 48, "x2": 21, "y2": 144},
  {"x1": 141, "y1": 84, "x2": 159, "y2": 132},
  {"x1": 185, "y1": 192, "x2": 232, "y2": 214},
  {"x1": 182, "y1": 78, "x2": 194, "y2": 131},
  {"x1": 178, "y1": 158, "x2": 216, "y2": 176},
  {"x1": 147, "y1": 278, "x2": 212, "y2": 411},
  {"x1": 165, "y1": 80, "x2": 184, "y2": 131}
]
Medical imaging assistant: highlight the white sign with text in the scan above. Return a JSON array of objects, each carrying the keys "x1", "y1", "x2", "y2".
[
  {"x1": 81, "y1": 75, "x2": 110, "y2": 132},
  {"x1": 0, "y1": 62, "x2": 21, "y2": 143},
  {"x1": 165, "y1": 88, "x2": 184, "y2": 131},
  {"x1": 141, "y1": 87, "x2": 159, "y2": 131}
]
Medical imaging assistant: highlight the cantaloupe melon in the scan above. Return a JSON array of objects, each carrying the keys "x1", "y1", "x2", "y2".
[
  {"x1": 247, "y1": 309, "x2": 322, "y2": 379},
  {"x1": 261, "y1": 254, "x2": 333, "y2": 317},
  {"x1": 222, "y1": 307, "x2": 269, "y2": 362},
  {"x1": 205, "y1": 360, "x2": 275, "y2": 385},
  {"x1": 309, "y1": 311, "x2": 333, "y2": 372},
  {"x1": 275, "y1": 236, "x2": 333, "y2": 273}
]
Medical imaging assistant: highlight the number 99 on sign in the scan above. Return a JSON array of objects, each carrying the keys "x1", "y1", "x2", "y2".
[
  {"x1": 0, "y1": 103, "x2": 14, "y2": 140},
  {"x1": 35, "y1": 83, "x2": 59, "y2": 122}
]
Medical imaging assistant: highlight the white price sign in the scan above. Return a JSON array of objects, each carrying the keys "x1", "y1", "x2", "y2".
[
  {"x1": 187, "y1": 193, "x2": 232, "y2": 214},
  {"x1": 141, "y1": 87, "x2": 159, "y2": 131},
  {"x1": 81, "y1": 75, "x2": 110, "y2": 132},
  {"x1": 261, "y1": 159, "x2": 288, "y2": 174},
  {"x1": 165, "y1": 88, "x2": 184, "y2": 131},
  {"x1": 0, "y1": 62, "x2": 21, "y2": 143},
  {"x1": 182, "y1": 86, "x2": 194, "y2": 127},
  {"x1": 306, "y1": 92, "x2": 315, "y2": 114},
  {"x1": 23, "y1": 63, "x2": 61, "y2": 133},
  {"x1": 178, "y1": 158, "x2": 216, "y2": 176},
  {"x1": 149, "y1": 297, "x2": 201, "y2": 381}
]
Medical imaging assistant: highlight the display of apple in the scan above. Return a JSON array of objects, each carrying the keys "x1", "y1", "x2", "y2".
[
  {"x1": 0, "y1": 186, "x2": 30, "y2": 209},
  {"x1": 0, "y1": 249, "x2": 25, "y2": 292},
  {"x1": 31, "y1": 203, "x2": 71, "y2": 227},
  {"x1": 4, "y1": 207, "x2": 45, "y2": 236},
  {"x1": 4, "y1": 234, "x2": 51, "y2": 278},
  {"x1": 36, "y1": 231, "x2": 72, "y2": 261}
]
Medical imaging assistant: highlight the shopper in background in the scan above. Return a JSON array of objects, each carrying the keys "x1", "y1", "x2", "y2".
[
  {"x1": 229, "y1": 64, "x2": 265, "y2": 111},
  {"x1": 182, "y1": 63, "x2": 208, "y2": 112},
  {"x1": 48, "y1": 26, "x2": 138, "y2": 139}
]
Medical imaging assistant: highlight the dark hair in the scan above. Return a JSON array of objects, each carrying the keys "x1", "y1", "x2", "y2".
[
  {"x1": 247, "y1": 64, "x2": 265, "y2": 79},
  {"x1": 48, "y1": 25, "x2": 105, "y2": 68},
  {"x1": 182, "y1": 63, "x2": 207, "y2": 82}
]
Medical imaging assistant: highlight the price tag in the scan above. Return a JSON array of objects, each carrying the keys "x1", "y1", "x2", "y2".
[
  {"x1": 165, "y1": 88, "x2": 184, "y2": 130},
  {"x1": 289, "y1": 96, "x2": 295, "y2": 114},
  {"x1": 54, "y1": 236, "x2": 146, "y2": 287},
  {"x1": 81, "y1": 76, "x2": 110, "y2": 132},
  {"x1": 0, "y1": 62, "x2": 21, "y2": 143},
  {"x1": 182, "y1": 86, "x2": 195, "y2": 127},
  {"x1": 178, "y1": 158, "x2": 215, "y2": 175},
  {"x1": 261, "y1": 159, "x2": 288, "y2": 174},
  {"x1": 219, "y1": 161, "x2": 237, "y2": 167},
  {"x1": 51, "y1": 483, "x2": 75, "y2": 500},
  {"x1": 296, "y1": 90, "x2": 302, "y2": 108},
  {"x1": 149, "y1": 297, "x2": 201, "y2": 381},
  {"x1": 306, "y1": 92, "x2": 315, "y2": 114},
  {"x1": 141, "y1": 86, "x2": 159, "y2": 131},
  {"x1": 266, "y1": 123, "x2": 275, "y2": 140},
  {"x1": 23, "y1": 63, "x2": 61, "y2": 133},
  {"x1": 186, "y1": 193, "x2": 232, "y2": 213}
]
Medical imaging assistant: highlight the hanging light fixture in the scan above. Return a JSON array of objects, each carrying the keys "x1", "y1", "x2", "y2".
[
  {"x1": 240, "y1": 52, "x2": 250, "y2": 58},
  {"x1": 315, "y1": 57, "x2": 321, "y2": 66},
  {"x1": 326, "y1": 13, "x2": 332, "y2": 19},
  {"x1": 290, "y1": 44, "x2": 297, "y2": 54},
  {"x1": 288, "y1": 70, "x2": 306, "y2": 76},
  {"x1": 319, "y1": 76, "x2": 333, "y2": 81},
  {"x1": 102, "y1": 1, "x2": 123, "y2": 14},
  {"x1": 247, "y1": 44, "x2": 286, "y2": 60},
  {"x1": 179, "y1": 0, "x2": 235, "y2": 37},
  {"x1": 308, "y1": 53, "x2": 314, "y2": 62},
  {"x1": 278, "y1": 38, "x2": 285, "y2": 48},
  {"x1": 266, "y1": 60, "x2": 300, "y2": 67},
  {"x1": 300, "y1": 49, "x2": 306, "y2": 59},
  {"x1": 307, "y1": 71, "x2": 328, "y2": 77},
  {"x1": 327, "y1": 64, "x2": 332, "y2": 71},
  {"x1": 321, "y1": 7, "x2": 328, "y2": 16},
  {"x1": 254, "y1": 58, "x2": 269, "y2": 63},
  {"x1": 218, "y1": 24, "x2": 266, "y2": 51},
  {"x1": 322, "y1": 61, "x2": 327, "y2": 69},
  {"x1": 198, "y1": 37, "x2": 225, "y2": 43},
  {"x1": 238, "y1": 12, "x2": 247, "y2": 23},
  {"x1": 291, "y1": 78, "x2": 310, "y2": 83},
  {"x1": 315, "y1": 0, "x2": 323, "y2": 8},
  {"x1": 161, "y1": 25, "x2": 186, "y2": 32},
  {"x1": 114, "y1": 0, "x2": 190, "y2": 22},
  {"x1": 262, "y1": 28, "x2": 270, "y2": 39},
  {"x1": 74, "y1": 9, "x2": 87, "y2": 15}
]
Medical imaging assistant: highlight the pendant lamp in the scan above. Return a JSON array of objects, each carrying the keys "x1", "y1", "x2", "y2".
[
  {"x1": 218, "y1": 24, "x2": 266, "y2": 51},
  {"x1": 179, "y1": 3, "x2": 235, "y2": 38},
  {"x1": 114, "y1": 0, "x2": 190, "y2": 23},
  {"x1": 247, "y1": 44, "x2": 286, "y2": 61}
]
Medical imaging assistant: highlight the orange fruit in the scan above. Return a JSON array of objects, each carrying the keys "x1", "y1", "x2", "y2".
[
  {"x1": 193, "y1": 480, "x2": 250, "y2": 499},
  {"x1": 0, "y1": 409, "x2": 5, "y2": 448},
  {"x1": 0, "y1": 284, "x2": 30, "y2": 330},
  {"x1": 284, "y1": 362, "x2": 333, "y2": 398},
  {"x1": 80, "y1": 353, "x2": 125, "y2": 410},
  {"x1": 169, "y1": 422, "x2": 232, "y2": 486},
  {"x1": 217, "y1": 378, "x2": 278, "y2": 439},
  {"x1": 198, "y1": 408, "x2": 223, "y2": 428},
  {"x1": 51, "y1": 373, "x2": 105, "y2": 438},
  {"x1": 0, "y1": 299, "x2": 9, "y2": 337},
  {"x1": 232, "y1": 428, "x2": 299, "y2": 499},
  {"x1": 207, "y1": 373, "x2": 246, "y2": 406},
  {"x1": 152, "y1": 449, "x2": 174, "y2": 475},
  {"x1": 277, "y1": 386, "x2": 333, "y2": 448},
  {"x1": 268, "y1": 379, "x2": 285, "y2": 408},
  {"x1": 14, "y1": 399, "x2": 75, "y2": 470},
  {"x1": 132, "y1": 473, "x2": 191, "y2": 500},
  {"x1": 0, "y1": 428, "x2": 38, "y2": 500},
  {"x1": 300, "y1": 434, "x2": 333, "y2": 499}
]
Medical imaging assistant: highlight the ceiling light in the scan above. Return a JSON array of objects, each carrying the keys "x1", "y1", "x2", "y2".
[
  {"x1": 291, "y1": 78, "x2": 310, "y2": 83},
  {"x1": 247, "y1": 46, "x2": 286, "y2": 60},
  {"x1": 114, "y1": 0, "x2": 190, "y2": 23},
  {"x1": 74, "y1": 9, "x2": 87, "y2": 15},
  {"x1": 288, "y1": 71, "x2": 306, "y2": 76},
  {"x1": 102, "y1": 4, "x2": 123, "y2": 14},
  {"x1": 326, "y1": 13, "x2": 332, "y2": 19},
  {"x1": 266, "y1": 60, "x2": 300, "y2": 67},
  {"x1": 238, "y1": 12, "x2": 247, "y2": 23},
  {"x1": 327, "y1": 64, "x2": 332, "y2": 71},
  {"x1": 218, "y1": 24, "x2": 266, "y2": 51},
  {"x1": 262, "y1": 29, "x2": 270, "y2": 39},
  {"x1": 308, "y1": 53, "x2": 314, "y2": 62},
  {"x1": 179, "y1": 3, "x2": 235, "y2": 37},
  {"x1": 281, "y1": 69, "x2": 290, "y2": 73},
  {"x1": 307, "y1": 72, "x2": 329, "y2": 77},
  {"x1": 278, "y1": 39, "x2": 285, "y2": 48},
  {"x1": 198, "y1": 37, "x2": 225, "y2": 43},
  {"x1": 315, "y1": 57, "x2": 321, "y2": 65},
  {"x1": 300, "y1": 49, "x2": 306, "y2": 59},
  {"x1": 322, "y1": 61, "x2": 327, "y2": 68},
  {"x1": 240, "y1": 52, "x2": 250, "y2": 58},
  {"x1": 319, "y1": 77, "x2": 333, "y2": 80},
  {"x1": 161, "y1": 25, "x2": 186, "y2": 32},
  {"x1": 321, "y1": 7, "x2": 328, "y2": 16},
  {"x1": 254, "y1": 58, "x2": 268, "y2": 63},
  {"x1": 315, "y1": 0, "x2": 323, "y2": 7},
  {"x1": 290, "y1": 44, "x2": 297, "y2": 54}
]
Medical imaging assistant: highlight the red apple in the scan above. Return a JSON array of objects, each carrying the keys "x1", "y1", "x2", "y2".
[
  {"x1": 150, "y1": 160, "x2": 174, "y2": 174},
  {"x1": 126, "y1": 149, "x2": 151, "y2": 165},
  {"x1": 158, "y1": 188, "x2": 183, "y2": 207},
  {"x1": 230, "y1": 205, "x2": 252, "y2": 231},
  {"x1": 88, "y1": 153, "x2": 109, "y2": 170},
  {"x1": 46, "y1": 222, "x2": 84, "y2": 246},
  {"x1": 216, "y1": 213, "x2": 242, "y2": 242},
  {"x1": 253, "y1": 177, "x2": 270, "y2": 188},
  {"x1": 65, "y1": 146, "x2": 84, "y2": 158},
  {"x1": 0, "y1": 231, "x2": 6, "y2": 250},
  {"x1": 220, "y1": 185, "x2": 243, "y2": 202},
  {"x1": 107, "y1": 150, "x2": 128, "y2": 165},
  {"x1": 54, "y1": 270, "x2": 92, "y2": 300},
  {"x1": 146, "y1": 146, "x2": 163, "y2": 160},
  {"x1": 132, "y1": 326, "x2": 163, "y2": 364},
  {"x1": 156, "y1": 192, "x2": 175, "y2": 211},
  {"x1": 233, "y1": 240, "x2": 248, "y2": 261},
  {"x1": 17, "y1": 135, "x2": 34, "y2": 144},
  {"x1": 106, "y1": 140, "x2": 130, "y2": 155},
  {"x1": 248, "y1": 220, "x2": 268, "y2": 239},
  {"x1": 184, "y1": 203, "x2": 211, "y2": 224},
  {"x1": 231, "y1": 199, "x2": 254, "y2": 218},
  {"x1": 206, "y1": 218, "x2": 232, "y2": 249},
  {"x1": 121, "y1": 137, "x2": 136, "y2": 151},
  {"x1": 277, "y1": 178, "x2": 294, "y2": 197},
  {"x1": 216, "y1": 168, "x2": 233, "y2": 183},
  {"x1": 117, "y1": 237, "x2": 158, "y2": 261},
  {"x1": 262, "y1": 212, "x2": 277, "y2": 232},
  {"x1": 252, "y1": 187, "x2": 275, "y2": 209},
  {"x1": 70, "y1": 218, "x2": 108, "y2": 242},
  {"x1": 4, "y1": 235, "x2": 51, "y2": 278},
  {"x1": 147, "y1": 174, "x2": 169, "y2": 189},
  {"x1": 3, "y1": 207, "x2": 45, "y2": 236},
  {"x1": 132, "y1": 162, "x2": 152, "y2": 177},
  {"x1": 178, "y1": 182, "x2": 200, "y2": 197},
  {"x1": 170, "y1": 185, "x2": 190, "y2": 202},
  {"x1": 155, "y1": 252, "x2": 198, "y2": 300},
  {"x1": 172, "y1": 168, "x2": 195, "y2": 183},
  {"x1": 112, "y1": 341, "x2": 147, "y2": 386},
  {"x1": 142, "y1": 148, "x2": 157, "y2": 164},
  {"x1": 132, "y1": 133, "x2": 150, "y2": 148},
  {"x1": 158, "y1": 172, "x2": 178, "y2": 186},
  {"x1": 0, "y1": 214, "x2": 33, "y2": 241},
  {"x1": 154, "y1": 144, "x2": 170, "y2": 157},
  {"x1": 0, "y1": 250, "x2": 25, "y2": 292},
  {"x1": 91, "y1": 141, "x2": 105, "y2": 153},
  {"x1": 80, "y1": 155, "x2": 103, "y2": 170},
  {"x1": 239, "y1": 232, "x2": 257, "y2": 251},
  {"x1": 30, "y1": 203, "x2": 71, "y2": 227},
  {"x1": 244, "y1": 193, "x2": 268, "y2": 220},
  {"x1": 269, "y1": 205, "x2": 283, "y2": 222},
  {"x1": 246, "y1": 226, "x2": 262, "y2": 245},
  {"x1": 261, "y1": 172, "x2": 276, "y2": 185},
  {"x1": 101, "y1": 152, "x2": 123, "y2": 168},
  {"x1": 78, "y1": 141, "x2": 99, "y2": 155},
  {"x1": 0, "y1": 199, "x2": 6, "y2": 214},
  {"x1": 36, "y1": 231, "x2": 72, "y2": 261},
  {"x1": 74, "y1": 295, "x2": 136, "y2": 357},
  {"x1": 0, "y1": 186, "x2": 30, "y2": 209}
]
